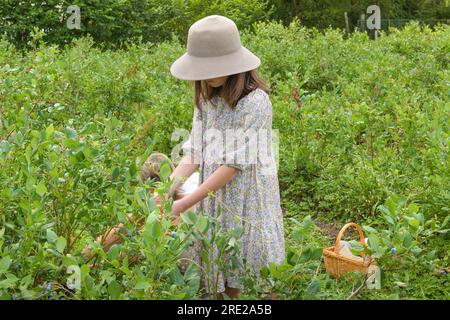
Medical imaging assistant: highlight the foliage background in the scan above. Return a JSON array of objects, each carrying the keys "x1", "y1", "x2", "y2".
[
  {"x1": 0, "y1": 1, "x2": 449, "y2": 300},
  {"x1": 0, "y1": 0, "x2": 449, "y2": 48}
]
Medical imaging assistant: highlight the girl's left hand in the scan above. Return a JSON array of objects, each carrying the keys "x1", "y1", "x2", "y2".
[{"x1": 171, "y1": 198, "x2": 188, "y2": 216}]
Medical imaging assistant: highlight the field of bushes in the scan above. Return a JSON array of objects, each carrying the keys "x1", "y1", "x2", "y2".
[{"x1": 0, "y1": 21, "x2": 449, "y2": 299}]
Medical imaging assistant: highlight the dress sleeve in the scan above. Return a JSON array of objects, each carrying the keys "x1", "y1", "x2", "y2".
[
  {"x1": 223, "y1": 89, "x2": 273, "y2": 172},
  {"x1": 182, "y1": 105, "x2": 203, "y2": 165}
]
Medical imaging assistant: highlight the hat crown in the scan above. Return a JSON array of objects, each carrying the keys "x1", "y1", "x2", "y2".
[{"x1": 187, "y1": 15, "x2": 242, "y2": 57}]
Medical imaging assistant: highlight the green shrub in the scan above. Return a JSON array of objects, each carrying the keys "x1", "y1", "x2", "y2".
[
  {"x1": 0, "y1": 0, "x2": 272, "y2": 49},
  {"x1": 0, "y1": 21, "x2": 448, "y2": 299}
]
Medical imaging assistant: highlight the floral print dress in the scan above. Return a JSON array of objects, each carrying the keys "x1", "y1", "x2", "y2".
[{"x1": 182, "y1": 88, "x2": 285, "y2": 294}]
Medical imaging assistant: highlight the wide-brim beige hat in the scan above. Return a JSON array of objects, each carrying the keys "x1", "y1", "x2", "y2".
[{"x1": 170, "y1": 15, "x2": 261, "y2": 81}]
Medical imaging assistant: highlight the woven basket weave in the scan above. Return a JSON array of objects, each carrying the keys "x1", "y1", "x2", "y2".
[{"x1": 323, "y1": 223, "x2": 376, "y2": 278}]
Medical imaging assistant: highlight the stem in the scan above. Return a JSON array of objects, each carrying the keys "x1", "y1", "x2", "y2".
[
  {"x1": 346, "y1": 278, "x2": 366, "y2": 300},
  {"x1": 68, "y1": 223, "x2": 90, "y2": 252}
]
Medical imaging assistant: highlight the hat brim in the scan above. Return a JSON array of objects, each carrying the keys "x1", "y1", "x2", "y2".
[{"x1": 170, "y1": 46, "x2": 261, "y2": 81}]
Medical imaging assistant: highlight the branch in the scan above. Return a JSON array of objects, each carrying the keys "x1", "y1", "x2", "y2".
[{"x1": 346, "y1": 279, "x2": 366, "y2": 300}]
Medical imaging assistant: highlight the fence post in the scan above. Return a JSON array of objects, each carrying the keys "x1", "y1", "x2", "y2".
[
  {"x1": 360, "y1": 14, "x2": 366, "y2": 32},
  {"x1": 344, "y1": 12, "x2": 350, "y2": 35}
]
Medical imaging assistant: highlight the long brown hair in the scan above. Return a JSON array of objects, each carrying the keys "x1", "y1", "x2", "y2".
[{"x1": 193, "y1": 69, "x2": 271, "y2": 110}]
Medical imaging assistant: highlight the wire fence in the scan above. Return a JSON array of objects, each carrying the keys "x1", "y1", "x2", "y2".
[{"x1": 355, "y1": 18, "x2": 450, "y2": 31}]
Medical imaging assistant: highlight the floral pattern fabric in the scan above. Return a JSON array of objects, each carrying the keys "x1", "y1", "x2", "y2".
[{"x1": 182, "y1": 88, "x2": 285, "y2": 293}]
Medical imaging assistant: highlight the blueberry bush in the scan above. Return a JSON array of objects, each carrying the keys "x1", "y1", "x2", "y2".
[{"x1": 0, "y1": 21, "x2": 449, "y2": 299}]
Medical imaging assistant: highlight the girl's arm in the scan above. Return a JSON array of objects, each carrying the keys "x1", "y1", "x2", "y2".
[
  {"x1": 171, "y1": 165, "x2": 239, "y2": 215},
  {"x1": 169, "y1": 155, "x2": 199, "y2": 195}
]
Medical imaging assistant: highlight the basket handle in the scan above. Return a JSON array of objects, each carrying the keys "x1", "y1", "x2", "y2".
[{"x1": 334, "y1": 223, "x2": 366, "y2": 254}]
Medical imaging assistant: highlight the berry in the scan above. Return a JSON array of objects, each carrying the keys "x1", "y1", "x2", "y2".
[
  {"x1": 45, "y1": 283, "x2": 52, "y2": 291},
  {"x1": 390, "y1": 247, "x2": 397, "y2": 254},
  {"x1": 67, "y1": 283, "x2": 75, "y2": 290},
  {"x1": 170, "y1": 231, "x2": 177, "y2": 238},
  {"x1": 439, "y1": 270, "x2": 446, "y2": 276}
]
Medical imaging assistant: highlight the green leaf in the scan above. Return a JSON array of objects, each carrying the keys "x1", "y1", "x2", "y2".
[
  {"x1": 144, "y1": 216, "x2": 163, "y2": 242},
  {"x1": 64, "y1": 127, "x2": 77, "y2": 139},
  {"x1": 129, "y1": 162, "x2": 138, "y2": 178},
  {"x1": 62, "y1": 255, "x2": 78, "y2": 267},
  {"x1": 180, "y1": 212, "x2": 193, "y2": 225},
  {"x1": 0, "y1": 140, "x2": 10, "y2": 154},
  {"x1": 385, "y1": 196, "x2": 398, "y2": 216},
  {"x1": 183, "y1": 263, "x2": 200, "y2": 297},
  {"x1": 385, "y1": 214, "x2": 395, "y2": 226},
  {"x1": 111, "y1": 260, "x2": 120, "y2": 268},
  {"x1": 0, "y1": 256, "x2": 12, "y2": 273},
  {"x1": 107, "y1": 280, "x2": 122, "y2": 300},
  {"x1": 368, "y1": 234, "x2": 380, "y2": 252},
  {"x1": 45, "y1": 124, "x2": 54, "y2": 139},
  {"x1": 305, "y1": 278, "x2": 320, "y2": 299},
  {"x1": 111, "y1": 167, "x2": 120, "y2": 180},
  {"x1": 349, "y1": 240, "x2": 364, "y2": 251},
  {"x1": 310, "y1": 247, "x2": 323, "y2": 260},
  {"x1": 181, "y1": 211, "x2": 197, "y2": 225},
  {"x1": 107, "y1": 245, "x2": 121, "y2": 261},
  {"x1": 408, "y1": 203, "x2": 419, "y2": 214},
  {"x1": 403, "y1": 232, "x2": 413, "y2": 248},
  {"x1": 151, "y1": 220, "x2": 163, "y2": 240},
  {"x1": 442, "y1": 215, "x2": 450, "y2": 228},
  {"x1": 260, "y1": 266, "x2": 270, "y2": 279},
  {"x1": 228, "y1": 237, "x2": 236, "y2": 248},
  {"x1": 196, "y1": 215, "x2": 209, "y2": 233},
  {"x1": 291, "y1": 227, "x2": 305, "y2": 242},
  {"x1": 0, "y1": 274, "x2": 18, "y2": 289},
  {"x1": 36, "y1": 182, "x2": 47, "y2": 197},
  {"x1": 159, "y1": 161, "x2": 171, "y2": 181},
  {"x1": 146, "y1": 197, "x2": 158, "y2": 213},
  {"x1": 301, "y1": 215, "x2": 314, "y2": 229},
  {"x1": 362, "y1": 225, "x2": 377, "y2": 233},
  {"x1": 120, "y1": 265, "x2": 132, "y2": 277},
  {"x1": 408, "y1": 218, "x2": 420, "y2": 228},
  {"x1": 394, "y1": 281, "x2": 407, "y2": 288},
  {"x1": 134, "y1": 280, "x2": 150, "y2": 291},
  {"x1": 46, "y1": 229, "x2": 57, "y2": 243},
  {"x1": 378, "y1": 205, "x2": 390, "y2": 216},
  {"x1": 187, "y1": 211, "x2": 197, "y2": 224},
  {"x1": 82, "y1": 145, "x2": 93, "y2": 159},
  {"x1": 56, "y1": 236, "x2": 67, "y2": 253},
  {"x1": 25, "y1": 145, "x2": 32, "y2": 164},
  {"x1": 14, "y1": 131, "x2": 24, "y2": 145}
]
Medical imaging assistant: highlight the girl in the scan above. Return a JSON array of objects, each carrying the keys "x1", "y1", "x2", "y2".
[{"x1": 168, "y1": 15, "x2": 285, "y2": 299}]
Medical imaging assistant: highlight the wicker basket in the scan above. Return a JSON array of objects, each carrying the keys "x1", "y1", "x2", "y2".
[{"x1": 323, "y1": 222, "x2": 376, "y2": 278}]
